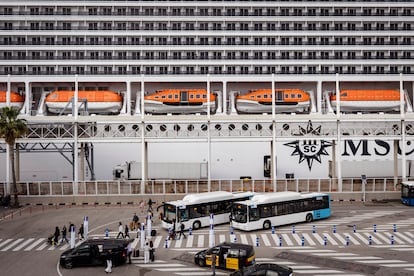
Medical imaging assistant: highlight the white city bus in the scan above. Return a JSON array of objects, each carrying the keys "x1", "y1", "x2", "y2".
[
  {"x1": 231, "y1": 192, "x2": 331, "y2": 231},
  {"x1": 161, "y1": 191, "x2": 254, "y2": 231}
]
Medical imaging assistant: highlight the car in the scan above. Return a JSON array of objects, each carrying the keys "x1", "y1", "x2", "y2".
[
  {"x1": 59, "y1": 238, "x2": 130, "y2": 269},
  {"x1": 230, "y1": 263, "x2": 294, "y2": 276},
  {"x1": 194, "y1": 242, "x2": 255, "y2": 271}
]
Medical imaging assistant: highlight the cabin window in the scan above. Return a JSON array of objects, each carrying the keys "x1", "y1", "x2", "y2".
[
  {"x1": 341, "y1": 93, "x2": 347, "y2": 97},
  {"x1": 257, "y1": 95, "x2": 261, "y2": 99},
  {"x1": 285, "y1": 94, "x2": 288, "y2": 98},
  {"x1": 155, "y1": 96, "x2": 159, "y2": 99},
  {"x1": 196, "y1": 94, "x2": 200, "y2": 99},
  {"x1": 298, "y1": 94, "x2": 302, "y2": 98},
  {"x1": 263, "y1": 94, "x2": 268, "y2": 99},
  {"x1": 168, "y1": 94, "x2": 172, "y2": 99},
  {"x1": 162, "y1": 95, "x2": 166, "y2": 99},
  {"x1": 250, "y1": 95, "x2": 254, "y2": 99},
  {"x1": 290, "y1": 94, "x2": 295, "y2": 98},
  {"x1": 190, "y1": 94, "x2": 194, "y2": 99},
  {"x1": 174, "y1": 94, "x2": 178, "y2": 99},
  {"x1": 202, "y1": 94, "x2": 207, "y2": 99}
]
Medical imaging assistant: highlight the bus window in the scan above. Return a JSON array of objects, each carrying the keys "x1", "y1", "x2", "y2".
[
  {"x1": 178, "y1": 208, "x2": 189, "y2": 222},
  {"x1": 163, "y1": 204, "x2": 177, "y2": 223},
  {"x1": 249, "y1": 207, "x2": 260, "y2": 222}
]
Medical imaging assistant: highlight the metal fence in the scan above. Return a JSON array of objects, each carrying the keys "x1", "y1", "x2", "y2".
[{"x1": 0, "y1": 177, "x2": 402, "y2": 197}]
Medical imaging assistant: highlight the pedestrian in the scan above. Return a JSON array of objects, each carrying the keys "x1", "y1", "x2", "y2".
[
  {"x1": 132, "y1": 212, "x2": 139, "y2": 230},
  {"x1": 169, "y1": 219, "x2": 176, "y2": 240},
  {"x1": 178, "y1": 222, "x2": 186, "y2": 239},
  {"x1": 105, "y1": 249, "x2": 113, "y2": 273},
  {"x1": 124, "y1": 223, "x2": 130, "y2": 239},
  {"x1": 78, "y1": 223, "x2": 84, "y2": 240},
  {"x1": 139, "y1": 200, "x2": 145, "y2": 213},
  {"x1": 144, "y1": 241, "x2": 150, "y2": 264},
  {"x1": 149, "y1": 239, "x2": 154, "y2": 262},
  {"x1": 53, "y1": 226, "x2": 60, "y2": 246},
  {"x1": 126, "y1": 242, "x2": 132, "y2": 264},
  {"x1": 116, "y1": 222, "x2": 124, "y2": 239},
  {"x1": 60, "y1": 225, "x2": 68, "y2": 244},
  {"x1": 211, "y1": 251, "x2": 217, "y2": 276},
  {"x1": 148, "y1": 198, "x2": 153, "y2": 211}
]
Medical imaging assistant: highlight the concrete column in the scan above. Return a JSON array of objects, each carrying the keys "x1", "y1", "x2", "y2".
[
  {"x1": 24, "y1": 81, "x2": 31, "y2": 115},
  {"x1": 317, "y1": 81, "x2": 322, "y2": 114},
  {"x1": 74, "y1": 75, "x2": 78, "y2": 119},
  {"x1": 140, "y1": 75, "x2": 146, "y2": 194},
  {"x1": 80, "y1": 143, "x2": 85, "y2": 182},
  {"x1": 126, "y1": 80, "x2": 131, "y2": 115},
  {"x1": 222, "y1": 80, "x2": 227, "y2": 114}
]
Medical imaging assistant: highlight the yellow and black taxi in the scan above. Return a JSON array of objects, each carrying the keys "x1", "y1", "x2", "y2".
[
  {"x1": 230, "y1": 263, "x2": 294, "y2": 276},
  {"x1": 60, "y1": 238, "x2": 130, "y2": 269},
  {"x1": 194, "y1": 242, "x2": 255, "y2": 270}
]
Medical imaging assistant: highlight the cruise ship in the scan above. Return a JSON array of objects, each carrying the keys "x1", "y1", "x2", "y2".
[{"x1": 1, "y1": 1, "x2": 414, "y2": 188}]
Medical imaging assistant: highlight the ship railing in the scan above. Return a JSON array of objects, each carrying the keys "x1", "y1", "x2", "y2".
[{"x1": 1, "y1": 177, "x2": 406, "y2": 197}]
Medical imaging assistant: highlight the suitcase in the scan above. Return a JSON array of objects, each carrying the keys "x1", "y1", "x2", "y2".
[{"x1": 151, "y1": 229, "x2": 156, "y2": 236}]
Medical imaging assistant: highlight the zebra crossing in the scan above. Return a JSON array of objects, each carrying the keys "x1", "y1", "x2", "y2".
[
  {"x1": 0, "y1": 229, "x2": 413, "y2": 252},
  {"x1": 277, "y1": 247, "x2": 414, "y2": 274},
  {"x1": 132, "y1": 255, "x2": 368, "y2": 276}
]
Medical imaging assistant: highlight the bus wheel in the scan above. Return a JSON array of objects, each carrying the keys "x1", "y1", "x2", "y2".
[
  {"x1": 263, "y1": 220, "x2": 271, "y2": 230},
  {"x1": 193, "y1": 221, "x2": 201, "y2": 230},
  {"x1": 306, "y1": 214, "x2": 313, "y2": 222}
]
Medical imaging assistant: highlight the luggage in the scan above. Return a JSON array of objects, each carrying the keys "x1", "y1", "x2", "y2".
[{"x1": 151, "y1": 229, "x2": 156, "y2": 236}]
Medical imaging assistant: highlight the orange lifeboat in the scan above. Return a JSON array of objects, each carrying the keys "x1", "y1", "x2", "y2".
[
  {"x1": 330, "y1": 89, "x2": 401, "y2": 112},
  {"x1": 0, "y1": 91, "x2": 25, "y2": 110},
  {"x1": 45, "y1": 90, "x2": 123, "y2": 114},
  {"x1": 236, "y1": 89, "x2": 310, "y2": 113},
  {"x1": 144, "y1": 89, "x2": 217, "y2": 114}
]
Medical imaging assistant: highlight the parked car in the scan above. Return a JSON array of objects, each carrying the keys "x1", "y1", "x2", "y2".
[
  {"x1": 194, "y1": 242, "x2": 255, "y2": 271},
  {"x1": 230, "y1": 263, "x2": 293, "y2": 276},
  {"x1": 60, "y1": 238, "x2": 130, "y2": 269}
]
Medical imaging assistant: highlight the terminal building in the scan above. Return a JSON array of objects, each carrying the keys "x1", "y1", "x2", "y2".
[{"x1": 0, "y1": 1, "x2": 414, "y2": 191}]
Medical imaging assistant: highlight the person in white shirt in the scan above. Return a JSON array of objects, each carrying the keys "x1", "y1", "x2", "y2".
[{"x1": 116, "y1": 222, "x2": 124, "y2": 239}]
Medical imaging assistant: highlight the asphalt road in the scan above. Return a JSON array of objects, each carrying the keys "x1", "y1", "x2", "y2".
[{"x1": 0, "y1": 201, "x2": 413, "y2": 276}]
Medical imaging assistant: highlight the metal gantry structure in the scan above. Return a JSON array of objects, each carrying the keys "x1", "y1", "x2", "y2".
[{"x1": 1, "y1": 74, "x2": 414, "y2": 195}]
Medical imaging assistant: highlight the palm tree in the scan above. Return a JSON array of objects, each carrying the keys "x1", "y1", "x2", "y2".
[{"x1": 0, "y1": 107, "x2": 27, "y2": 207}]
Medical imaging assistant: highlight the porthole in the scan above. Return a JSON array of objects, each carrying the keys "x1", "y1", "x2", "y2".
[
  {"x1": 255, "y1": 124, "x2": 262, "y2": 131},
  {"x1": 283, "y1": 124, "x2": 290, "y2": 131},
  {"x1": 174, "y1": 124, "x2": 181, "y2": 131},
  {"x1": 118, "y1": 125, "x2": 125, "y2": 132},
  {"x1": 201, "y1": 124, "x2": 208, "y2": 131},
  {"x1": 132, "y1": 124, "x2": 139, "y2": 131},
  {"x1": 242, "y1": 124, "x2": 249, "y2": 131},
  {"x1": 187, "y1": 124, "x2": 194, "y2": 131},
  {"x1": 145, "y1": 124, "x2": 153, "y2": 132},
  {"x1": 215, "y1": 124, "x2": 222, "y2": 131},
  {"x1": 160, "y1": 124, "x2": 167, "y2": 132},
  {"x1": 104, "y1": 125, "x2": 111, "y2": 132},
  {"x1": 228, "y1": 124, "x2": 236, "y2": 131}
]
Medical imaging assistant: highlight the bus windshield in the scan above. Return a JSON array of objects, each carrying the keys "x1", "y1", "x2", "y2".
[
  {"x1": 163, "y1": 203, "x2": 177, "y2": 223},
  {"x1": 232, "y1": 203, "x2": 248, "y2": 223}
]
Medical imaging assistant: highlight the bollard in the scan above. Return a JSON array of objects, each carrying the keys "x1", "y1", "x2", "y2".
[
  {"x1": 279, "y1": 236, "x2": 282, "y2": 247},
  {"x1": 105, "y1": 228, "x2": 109, "y2": 239},
  {"x1": 292, "y1": 225, "x2": 295, "y2": 234},
  {"x1": 230, "y1": 226, "x2": 234, "y2": 235},
  {"x1": 333, "y1": 225, "x2": 336, "y2": 234},
  {"x1": 393, "y1": 224, "x2": 397, "y2": 233},
  {"x1": 271, "y1": 225, "x2": 275, "y2": 235},
  {"x1": 391, "y1": 235, "x2": 394, "y2": 245},
  {"x1": 165, "y1": 238, "x2": 168, "y2": 248},
  {"x1": 312, "y1": 225, "x2": 316, "y2": 233},
  {"x1": 373, "y1": 224, "x2": 377, "y2": 233},
  {"x1": 324, "y1": 236, "x2": 327, "y2": 246},
  {"x1": 301, "y1": 236, "x2": 305, "y2": 246},
  {"x1": 353, "y1": 224, "x2": 356, "y2": 233},
  {"x1": 233, "y1": 236, "x2": 237, "y2": 243},
  {"x1": 369, "y1": 235, "x2": 372, "y2": 245},
  {"x1": 189, "y1": 227, "x2": 192, "y2": 236},
  {"x1": 346, "y1": 236, "x2": 349, "y2": 246},
  {"x1": 256, "y1": 236, "x2": 260, "y2": 247}
]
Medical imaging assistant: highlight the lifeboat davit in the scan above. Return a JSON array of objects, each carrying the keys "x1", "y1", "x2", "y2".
[
  {"x1": 330, "y1": 89, "x2": 401, "y2": 112},
  {"x1": 0, "y1": 91, "x2": 24, "y2": 110},
  {"x1": 236, "y1": 89, "x2": 310, "y2": 113},
  {"x1": 144, "y1": 89, "x2": 217, "y2": 114},
  {"x1": 45, "y1": 90, "x2": 123, "y2": 114}
]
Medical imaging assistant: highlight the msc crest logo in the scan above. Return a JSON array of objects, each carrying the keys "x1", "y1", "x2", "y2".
[{"x1": 284, "y1": 121, "x2": 332, "y2": 170}]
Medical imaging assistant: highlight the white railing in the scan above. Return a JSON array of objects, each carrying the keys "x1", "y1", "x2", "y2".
[{"x1": 1, "y1": 177, "x2": 405, "y2": 197}]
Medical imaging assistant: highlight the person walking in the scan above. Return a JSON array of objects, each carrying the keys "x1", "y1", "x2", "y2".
[
  {"x1": 116, "y1": 222, "x2": 124, "y2": 239},
  {"x1": 105, "y1": 249, "x2": 113, "y2": 273},
  {"x1": 78, "y1": 223, "x2": 84, "y2": 240},
  {"x1": 60, "y1": 225, "x2": 68, "y2": 244},
  {"x1": 149, "y1": 239, "x2": 155, "y2": 262},
  {"x1": 126, "y1": 242, "x2": 132, "y2": 264},
  {"x1": 211, "y1": 252, "x2": 217, "y2": 276},
  {"x1": 124, "y1": 223, "x2": 130, "y2": 239},
  {"x1": 178, "y1": 222, "x2": 186, "y2": 239},
  {"x1": 53, "y1": 226, "x2": 60, "y2": 246},
  {"x1": 132, "y1": 212, "x2": 139, "y2": 230}
]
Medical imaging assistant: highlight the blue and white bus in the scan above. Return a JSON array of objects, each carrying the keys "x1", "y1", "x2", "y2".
[
  {"x1": 401, "y1": 181, "x2": 414, "y2": 206},
  {"x1": 161, "y1": 191, "x2": 254, "y2": 231},
  {"x1": 231, "y1": 192, "x2": 331, "y2": 231}
]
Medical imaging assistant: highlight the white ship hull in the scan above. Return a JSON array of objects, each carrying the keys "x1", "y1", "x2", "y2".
[
  {"x1": 236, "y1": 99, "x2": 309, "y2": 113},
  {"x1": 331, "y1": 100, "x2": 400, "y2": 112},
  {"x1": 144, "y1": 100, "x2": 216, "y2": 114},
  {"x1": 46, "y1": 102, "x2": 122, "y2": 114}
]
